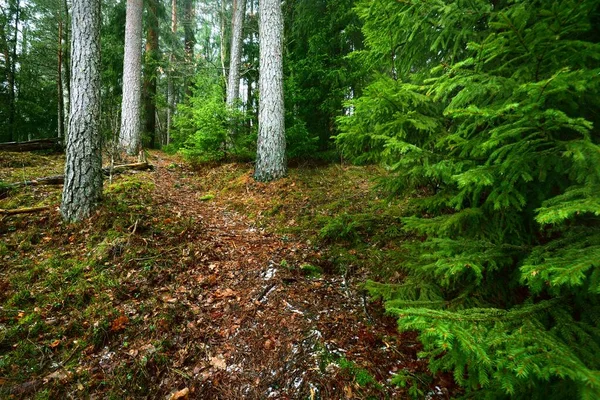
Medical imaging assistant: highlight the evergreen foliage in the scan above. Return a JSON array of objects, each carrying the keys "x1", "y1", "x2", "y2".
[
  {"x1": 339, "y1": 0, "x2": 600, "y2": 397},
  {"x1": 172, "y1": 73, "x2": 253, "y2": 163},
  {"x1": 284, "y1": 0, "x2": 364, "y2": 152}
]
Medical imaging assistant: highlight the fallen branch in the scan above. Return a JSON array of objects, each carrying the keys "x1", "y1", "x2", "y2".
[
  {"x1": 0, "y1": 138, "x2": 61, "y2": 152},
  {"x1": 0, "y1": 206, "x2": 52, "y2": 215},
  {"x1": 105, "y1": 162, "x2": 153, "y2": 175},
  {"x1": 9, "y1": 162, "x2": 153, "y2": 188}
]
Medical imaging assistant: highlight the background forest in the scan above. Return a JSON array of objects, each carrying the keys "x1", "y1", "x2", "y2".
[{"x1": 1, "y1": 0, "x2": 600, "y2": 398}]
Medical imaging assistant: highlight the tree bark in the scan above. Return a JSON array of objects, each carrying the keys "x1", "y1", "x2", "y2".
[
  {"x1": 62, "y1": 0, "x2": 70, "y2": 130},
  {"x1": 220, "y1": 0, "x2": 228, "y2": 83},
  {"x1": 254, "y1": 0, "x2": 286, "y2": 182},
  {"x1": 60, "y1": 0, "x2": 102, "y2": 222},
  {"x1": 120, "y1": 0, "x2": 144, "y2": 155},
  {"x1": 166, "y1": 0, "x2": 177, "y2": 145},
  {"x1": 7, "y1": 0, "x2": 20, "y2": 142},
  {"x1": 226, "y1": 0, "x2": 246, "y2": 108},
  {"x1": 57, "y1": 19, "x2": 65, "y2": 144},
  {"x1": 144, "y1": 0, "x2": 159, "y2": 148},
  {"x1": 183, "y1": 0, "x2": 195, "y2": 98}
]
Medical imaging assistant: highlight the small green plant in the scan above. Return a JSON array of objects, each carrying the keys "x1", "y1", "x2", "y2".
[
  {"x1": 199, "y1": 193, "x2": 215, "y2": 201},
  {"x1": 0, "y1": 180, "x2": 14, "y2": 198},
  {"x1": 338, "y1": 357, "x2": 382, "y2": 389},
  {"x1": 300, "y1": 264, "x2": 323, "y2": 278}
]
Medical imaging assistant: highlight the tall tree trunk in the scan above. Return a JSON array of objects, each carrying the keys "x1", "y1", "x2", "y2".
[
  {"x1": 8, "y1": 0, "x2": 20, "y2": 142},
  {"x1": 183, "y1": 0, "x2": 195, "y2": 98},
  {"x1": 1, "y1": 22, "x2": 11, "y2": 141},
  {"x1": 57, "y1": 19, "x2": 65, "y2": 144},
  {"x1": 219, "y1": 0, "x2": 227, "y2": 83},
  {"x1": 144, "y1": 0, "x2": 159, "y2": 148},
  {"x1": 254, "y1": 0, "x2": 285, "y2": 182},
  {"x1": 166, "y1": 0, "x2": 177, "y2": 145},
  {"x1": 120, "y1": 0, "x2": 143, "y2": 155},
  {"x1": 226, "y1": 0, "x2": 245, "y2": 107},
  {"x1": 63, "y1": 0, "x2": 70, "y2": 128},
  {"x1": 62, "y1": 0, "x2": 71, "y2": 140},
  {"x1": 61, "y1": 0, "x2": 102, "y2": 222}
]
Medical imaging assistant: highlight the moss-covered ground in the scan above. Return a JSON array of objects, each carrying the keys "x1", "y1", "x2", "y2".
[{"x1": 0, "y1": 150, "x2": 453, "y2": 399}]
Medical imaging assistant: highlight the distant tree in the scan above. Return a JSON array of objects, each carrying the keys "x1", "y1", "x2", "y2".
[
  {"x1": 120, "y1": 0, "x2": 143, "y2": 155},
  {"x1": 166, "y1": 0, "x2": 177, "y2": 145},
  {"x1": 143, "y1": 0, "x2": 159, "y2": 148},
  {"x1": 61, "y1": 0, "x2": 102, "y2": 222},
  {"x1": 183, "y1": 0, "x2": 195, "y2": 97},
  {"x1": 6, "y1": 0, "x2": 20, "y2": 142},
  {"x1": 254, "y1": 0, "x2": 285, "y2": 182},
  {"x1": 226, "y1": 0, "x2": 245, "y2": 108}
]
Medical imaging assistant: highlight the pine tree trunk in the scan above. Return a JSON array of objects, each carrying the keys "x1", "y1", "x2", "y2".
[
  {"x1": 60, "y1": 0, "x2": 102, "y2": 222},
  {"x1": 62, "y1": 0, "x2": 70, "y2": 133},
  {"x1": 166, "y1": 0, "x2": 177, "y2": 145},
  {"x1": 226, "y1": 0, "x2": 246, "y2": 107},
  {"x1": 220, "y1": 0, "x2": 228, "y2": 83},
  {"x1": 183, "y1": 0, "x2": 195, "y2": 98},
  {"x1": 7, "y1": 0, "x2": 20, "y2": 142},
  {"x1": 120, "y1": 0, "x2": 143, "y2": 155},
  {"x1": 144, "y1": 0, "x2": 159, "y2": 148},
  {"x1": 1, "y1": 21, "x2": 11, "y2": 141},
  {"x1": 254, "y1": 0, "x2": 286, "y2": 182},
  {"x1": 57, "y1": 19, "x2": 65, "y2": 144}
]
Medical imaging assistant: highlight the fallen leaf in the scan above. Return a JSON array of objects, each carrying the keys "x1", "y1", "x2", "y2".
[
  {"x1": 161, "y1": 295, "x2": 178, "y2": 303},
  {"x1": 110, "y1": 315, "x2": 129, "y2": 332},
  {"x1": 214, "y1": 288, "x2": 235, "y2": 298},
  {"x1": 49, "y1": 339, "x2": 61, "y2": 348},
  {"x1": 344, "y1": 385, "x2": 353, "y2": 398},
  {"x1": 45, "y1": 369, "x2": 70, "y2": 383},
  {"x1": 210, "y1": 355, "x2": 227, "y2": 370},
  {"x1": 169, "y1": 387, "x2": 189, "y2": 400}
]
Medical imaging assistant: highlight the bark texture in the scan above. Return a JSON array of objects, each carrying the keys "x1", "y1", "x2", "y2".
[
  {"x1": 226, "y1": 0, "x2": 246, "y2": 107},
  {"x1": 144, "y1": 0, "x2": 159, "y2": 148},
  {"x1": 254, "y1": 0, "x2": 286, "y2": 182},
  {"x1": 120, "y1": 0, "x2": 143, "y2": 155},
  {"x1": 60, "y1": 0, "x2": 102, "y2": 222},
  {"x1": 166, "y1": 0, "x2": 177, "y2": 145},
  {"x1": 7, "y1": 0, "x2": 20, "y2": 142},
  {"x1": 183, "y1": 0, "x2": 195, "y2": 97},
  {"x1": 57, "y1": 19, "x2": 65, "y2": 143}
]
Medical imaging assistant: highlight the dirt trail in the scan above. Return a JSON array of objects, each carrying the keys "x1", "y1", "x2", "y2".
[{"x1": 135, "y1": 154, "x2": 438, "y2": 399}]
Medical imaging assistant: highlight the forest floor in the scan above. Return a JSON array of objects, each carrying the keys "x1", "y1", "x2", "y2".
[{"x1": 0, "y1": 151, "x2": 455, "y2": 399}]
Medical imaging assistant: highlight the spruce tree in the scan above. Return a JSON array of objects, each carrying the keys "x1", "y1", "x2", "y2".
[{"x1": 338, "y1": 0, "x2": 600, "y2": 397}]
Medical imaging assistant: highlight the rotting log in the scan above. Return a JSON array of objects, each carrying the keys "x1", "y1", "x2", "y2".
[
  {"x1": 0, "y1": 206, "x2": 52, "y2": 215},
  {"x1": 9, "y1": 162, "x2": 153, "y2": 188},
  {"x1": 0, "y1": 139, "x2": 61, "y2": 152}
]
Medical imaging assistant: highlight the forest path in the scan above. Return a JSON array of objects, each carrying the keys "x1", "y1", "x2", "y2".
[{"x1": 143, "y1": 153, "x2": 428, "y2": 399}]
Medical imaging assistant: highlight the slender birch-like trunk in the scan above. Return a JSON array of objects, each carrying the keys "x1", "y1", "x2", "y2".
[
  {"x1": 120, "y1": 0, "x2": 143, "y2": 155},
  {"x1": 60, "y1": 0, "x2": 102, "y2": 222},
  {"x1": 254, "y1": 0, "x2": 286, "y2": 182}
]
